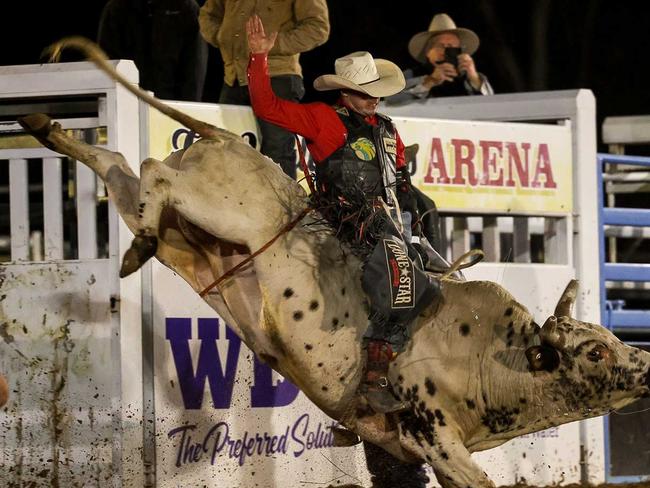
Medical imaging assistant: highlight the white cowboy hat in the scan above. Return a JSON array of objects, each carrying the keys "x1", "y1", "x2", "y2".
[
  {"x1": 313, "y1": 51, "x2": 405, "y2": 98},
  {"x1": 408, "y1": 13, "x2": 480, "y2": 63}
]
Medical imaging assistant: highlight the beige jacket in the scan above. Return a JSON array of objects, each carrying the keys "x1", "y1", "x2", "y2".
[{"x1": 199, "y1": 0, "x2": 330, "y2": 86}]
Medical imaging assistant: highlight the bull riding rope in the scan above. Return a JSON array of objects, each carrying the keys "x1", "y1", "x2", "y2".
[{"x1": 198, "y1": 207, "x2": 312, "y2": 298}]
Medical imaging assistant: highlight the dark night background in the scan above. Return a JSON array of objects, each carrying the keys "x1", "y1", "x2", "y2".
[
  {"x1": 2, "y1": 3, "x2": 650, "y2": 474},
  {"x1": 1, "y1": 0, "x2": 648, "y2": 273},
  {"x1": 2, "y1": 0, "x2": 650, "y2": 148}
]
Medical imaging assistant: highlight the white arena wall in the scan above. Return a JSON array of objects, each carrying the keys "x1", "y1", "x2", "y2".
[{"x1": 0, "y1": 61, "x2": 604, "y2": 487}]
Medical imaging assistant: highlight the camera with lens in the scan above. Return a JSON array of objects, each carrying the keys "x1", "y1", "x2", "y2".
[{"x1": 443, "y1": 47, "x2": 462, "y2": 68}]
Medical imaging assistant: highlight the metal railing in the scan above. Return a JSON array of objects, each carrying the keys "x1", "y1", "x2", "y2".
[{"x1": 597, "y1": 153, "x2": 650, "y2": 337}]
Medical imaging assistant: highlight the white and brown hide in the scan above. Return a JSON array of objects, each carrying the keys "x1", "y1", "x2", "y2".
[{"x1": 16, "y1": 37, "x2": 650, "y2": 488}]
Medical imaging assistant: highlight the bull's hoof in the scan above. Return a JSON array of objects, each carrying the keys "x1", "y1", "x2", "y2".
[
  {"x1": 119, "y1": 235, "x2": 158, "y2": 278},
  {"x1": 330, "y1": 426, "x2": 362, "y2": 447},
  {"x1": 17, "y1": 114, "x2": 56, "y2": 149}
]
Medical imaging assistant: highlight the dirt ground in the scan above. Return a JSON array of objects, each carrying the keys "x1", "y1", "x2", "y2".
[
  {"x1": 325, "y1": 481, "x2": 650, "y2": 488},
  {"x1": 331, "y1": 483, "x2": 650, "y2": 488},
  {"x1": 501, "y1": 484, "x2": 650, "y2": 488}
]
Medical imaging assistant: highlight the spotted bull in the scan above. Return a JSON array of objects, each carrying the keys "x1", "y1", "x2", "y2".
[
  {"x1": 17, "y1": 38, "x2": 650, "y2": 488},
  {"x1": 393, "y1": 279, "x2": 650, "y2": 486}
]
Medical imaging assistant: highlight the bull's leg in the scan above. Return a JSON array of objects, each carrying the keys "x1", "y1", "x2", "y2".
[
  {"x1": 19, "y1": 114, "x2": 206, "y2": 293},
  {"x1": 398, "y1": 413, "x2": 495, "y2": 488},
  {"x1": 119, "y1": 157, "x2": 172, "y2": 277},
  {"x1": 18, "y1": 114, "x2": 141, "y2": 233},
  {"x1": 423, "y1": 440, "x2": 494, "y2": 488}
]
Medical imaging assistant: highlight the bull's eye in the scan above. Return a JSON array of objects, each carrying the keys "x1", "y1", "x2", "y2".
[
  {"x1": 588, "y1": 349, "x2": 601, "y2": 360},
  {"x1": 587, "y1": 345, "x2": 608, "y2": 362},
  {"x1": 525, "y1": 345, "x2": 560, "y2": 372}
]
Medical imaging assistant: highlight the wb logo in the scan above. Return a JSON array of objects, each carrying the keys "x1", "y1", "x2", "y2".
[{"x1": 166, "y1": 317, "x2": 299, "y2": 409}]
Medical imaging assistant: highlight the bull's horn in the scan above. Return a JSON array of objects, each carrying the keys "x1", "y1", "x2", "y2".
[
  {"x1": 540, "y1": 316, "x2": 566, "y2": 350},
  {"x1": 554, "y1": 279, "x2": 579, "y2": 318}
]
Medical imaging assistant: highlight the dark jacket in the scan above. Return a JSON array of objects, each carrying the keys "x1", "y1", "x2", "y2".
[{"x1": 98, "y1": 0, "x2": 208, "y2": 101}]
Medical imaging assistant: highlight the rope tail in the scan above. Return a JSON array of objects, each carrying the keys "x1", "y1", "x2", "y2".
[
  {"x1": 198, "y1": 207, "x2": 312, "y2": 297},
  {"x1": 441, "y1": 249, "x2": 484, "y2": 280}
]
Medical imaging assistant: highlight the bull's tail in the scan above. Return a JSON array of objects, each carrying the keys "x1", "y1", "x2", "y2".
[{"x1": 45, "y1": 36, "x2": 235, "y2": 142}]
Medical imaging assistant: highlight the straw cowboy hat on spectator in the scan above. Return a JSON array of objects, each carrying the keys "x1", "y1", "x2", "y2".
[
  {"x1": 313, "y1": 51, "x2": 406, "y2": 98},
  {"x1": 408, "y1": 13, "x2": 480, "y2": 63}
]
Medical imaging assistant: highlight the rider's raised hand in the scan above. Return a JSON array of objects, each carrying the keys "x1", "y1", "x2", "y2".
[{"x1": 246, "y1": 14, "x2": 278, "y2": 54}]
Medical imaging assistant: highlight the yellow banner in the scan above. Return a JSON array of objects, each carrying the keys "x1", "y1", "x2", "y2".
[
  {"x1": 146, "y1": 103, "x2": 573, "y2": 215},
  {"x1": 147, "y1": 102, "x2": 260, "y2": 160},
  {"x1": 394, "y1": 117, "x2": 572, "y2": 214}
]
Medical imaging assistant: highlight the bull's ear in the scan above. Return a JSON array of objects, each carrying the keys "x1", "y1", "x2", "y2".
[
  {"x1": 554, "y1": 279, "x2": 579, "y2": 318},
  {"x1": 525, "y1": 346, "x2": 560, "y2": 372}
]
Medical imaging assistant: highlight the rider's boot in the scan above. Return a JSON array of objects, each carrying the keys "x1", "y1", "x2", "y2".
[{"x1": 362, "y1": 340, "x2": 408, "y2": 414}]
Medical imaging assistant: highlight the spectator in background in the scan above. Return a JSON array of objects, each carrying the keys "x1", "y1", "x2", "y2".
[
  {"x1": 386, "y1": 13, "x2": 493, "y2": 105},
  {"x1": 98, "y1": 0, "x2": 208, "y2": 102},
  {"x1": 199, "y1": 0, "x2": 329, "y2": 179}
]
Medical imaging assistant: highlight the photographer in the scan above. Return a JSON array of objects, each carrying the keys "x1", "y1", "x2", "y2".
[{"x1": 386, "y1": 13, "x2": 493, "y2": 104}]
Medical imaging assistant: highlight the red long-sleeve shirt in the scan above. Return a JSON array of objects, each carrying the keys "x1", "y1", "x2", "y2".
[{"x1": 247, "y1": 53, "x2": 405, "y2": 168}]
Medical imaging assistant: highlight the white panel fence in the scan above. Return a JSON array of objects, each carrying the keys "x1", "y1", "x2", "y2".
[{"x1": 0, "y1": 61, "x2": 604, "y2": 487}]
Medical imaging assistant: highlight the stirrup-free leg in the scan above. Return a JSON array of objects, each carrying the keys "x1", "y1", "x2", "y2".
[{"x1": 362, "y1": 340, "x2": 407, "y2": 414}]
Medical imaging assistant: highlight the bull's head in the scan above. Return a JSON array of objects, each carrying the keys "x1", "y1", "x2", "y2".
[{"x1": 525, "y1": 280, "x2": 650, "y2": 416}]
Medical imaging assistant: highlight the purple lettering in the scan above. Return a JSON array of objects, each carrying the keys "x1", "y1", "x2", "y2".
[
  {"x1": 168, "y1": 424, "x2": 204, "y2": 467},
  {"x1": 167, "y1": 416, "x2": 336, "y2": 467},
  {"x1": 291, "y1": 413, "x2": 309, "y2": 458},
  {"x1": 166, "y1": 318, "x2": 241, "y2": 409},
  {"x1": 205, "y1": 422, "x2": 229, "y2": 464},
  {"x1": 251, "y1": 355, "x2": 299, "y2": 407}
]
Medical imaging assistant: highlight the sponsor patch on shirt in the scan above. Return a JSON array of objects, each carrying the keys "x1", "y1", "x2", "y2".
[
  {"x1": 383, "y1": 137, "x2": 397, "y2": 155},
  {"x1": 383, "y1": 239, "x2": 415, "y2": 309},
  {"x1": 350, "y1": 137, "x2": 376, "y2": 161}
]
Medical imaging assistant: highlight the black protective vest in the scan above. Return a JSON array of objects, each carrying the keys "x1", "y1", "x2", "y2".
[{"x1": 316, "y1": 106, "x2": 398, "y2": 205}]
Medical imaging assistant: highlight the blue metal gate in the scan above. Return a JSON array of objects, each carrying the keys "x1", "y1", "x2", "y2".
[{"x1": 597, "y1": 153, "x2": 650, "y2": 482}]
